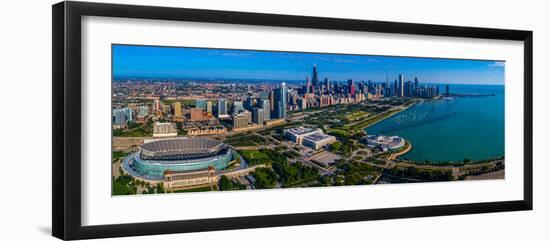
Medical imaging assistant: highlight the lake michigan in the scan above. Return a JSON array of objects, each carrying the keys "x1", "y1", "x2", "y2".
[{"x1": 365, "y1": 84, "x2": 505, "y2": 163}]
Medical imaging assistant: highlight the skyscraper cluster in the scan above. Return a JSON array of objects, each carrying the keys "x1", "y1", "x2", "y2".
[
  {"x1": 301, "y1": 65, "x2": 366, "y2": 98},
  {"x1": 112, "y1": 64, "x2": 452, "y2": 133},
  {"x1": 229, "y1": 82, "x2": 286, "y2": 129},
  {"x1": 373, "y1": 74, "x2": 444, "y2": 99},
  {"x1": 299, "y1": 65, "x2": 448, "y2": 102}
]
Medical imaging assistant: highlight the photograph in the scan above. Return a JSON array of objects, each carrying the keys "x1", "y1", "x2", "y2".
[
  {"x1": 0, "y1": 0, "x2": 543, "y2": 240},
  {"x1": 111, "y1": 44, "x2": 505, "y2": 195}
]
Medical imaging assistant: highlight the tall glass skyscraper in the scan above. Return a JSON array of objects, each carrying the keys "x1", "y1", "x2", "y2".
[
  {"x1": 398, "y1": 74, "x2": 405, "y2": 97},
  {"x1": 232, "y1": 101, "x2": 243, "y2": 114},
  {"x1": 274, "y1": 82, "x2": 287, "y2": 119},
  {"x1": 195, "y1": 99, "x2": 207, "y2": 110},
  {"x1": 347, "y1": 79, "x2": 355, "y2": 95},
  {"x1": 259, "y1": 99, "x2": 271, "y2": 121},
  {"x1": 112, "y1": 108, "x2": 132, "y2": 125},
  {"x1": 311, "y1": 65, "x2": 319, "y2": 88},
  {"x1": 217, "y1": 99, "x2": 227, "y2": 117}
]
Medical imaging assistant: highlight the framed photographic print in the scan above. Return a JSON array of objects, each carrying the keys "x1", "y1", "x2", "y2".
[{"x1": 52, "y1": 1, "x2": 533, "y2": 240}]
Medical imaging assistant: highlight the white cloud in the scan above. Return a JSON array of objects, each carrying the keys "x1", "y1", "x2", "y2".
[
  {"x1": 489, "y1": 61, "x2": 505, "y2": 68},
  {"x1": 204, "y1": 49, "x2": 253, "y2": 58}
]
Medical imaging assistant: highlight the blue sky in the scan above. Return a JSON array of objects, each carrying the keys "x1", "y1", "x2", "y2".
[{"x1": 113, "y1": 44, "x2": 505, "y2": 85}]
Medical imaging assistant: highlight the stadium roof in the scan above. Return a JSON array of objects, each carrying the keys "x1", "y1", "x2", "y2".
[{"x1": 140, "y1": 138, "x2": 228, "y2": 160}]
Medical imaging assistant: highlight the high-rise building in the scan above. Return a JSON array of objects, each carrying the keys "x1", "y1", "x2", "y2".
[
  {"x1": 252, "y1": 108, "x2": 265, "y2": 125},
  {"x1": 297, "y1": 97, "x2": 307, "y2": 110},
  {"x1": 172, "y1": 102, "x2": 181, "y2": 117},
  {"x1": 217, "y1": 99, "x2": 227, "y2": 117},
  {"x1": 404, "y1": 81, "x2": 414, "y2": 97},
  {"x1": 393, "y1": 79, "x2": 398, "y2": 97},
  {"x1": 245, "y1": 96, "x2": 255, "y2": 111},
  {"x1": 319, "y1": 95, "x2": 332, "y2": 107},
  {"x1": 243, "y1": 110, "x2": 252, "y2": 124},
  {"x1": 152, "y1": 122, "x2": 178, "y2": 138},
  {"x1": 414, "y1": 77, "x2": 419, "y2": 90},
  {"x1": 384, "y1": 86, "x2": 392, "y2": 97},
  {"x1": 123, "y1": 108, "x2": 133, "y2": 123},
  {"x1": 274, "y1": 82, "x2": 287, "y2": 119},
  {"x1": 232, "y1": 113, "x2": 248, "y2": 129},
  {"x1": 138, "y1": 105, "x2": 148, "y2": 118},
  {"x1": 232, "y1": 101, "x2": 243, "y2": 114},
  {"x1": 417, "y1": 86, "x2": 438, "y2": 98},
  {"x1": 113, "y1": 107, "x2": 133, "y2": 125},
  {"x1": 112, "y1": 108, "x2": 130, "y2": 126},
  {"x1": 268, "y1": 90, "x2": 275, "y2": 112},
  {"x1": 377, "y1": 84, "x2": 384, "y2": 96},
  {"x1": 206, "y1": 101, "x2": 213, "y2": 115},
  {"x1": 127, "y1": 103, "x2": 138, "y2": 113},
  {"x1": 305, "y1": 77, "x2": 311, "y2": 94},
  {"x1": 281, "y1": 82, "x2": 288, "y2": 118},
  {"x1": 162, "y1": 104, "x2": 171, "y2": 114},
  {"x1": 290, "y1": 93, "x2": 298, "y2": 106},
  {"x1": 367, "y1": 80, "x2": 374, "y2": 94},
  {"x1": 445, "y1": 84, "x2": 450, "y2": 96},
  {"x1": 259, "y1": 91, "x2": 269, "y2": 100},
  {"x1": 428, "y1": 86, "x2": 437, "y2": 98},
  {"x1": 153, "y1": 99, "x2": 161, "y2": 111},
  {"x1": 195, "y1": 99, "x2": 207, "y2": 110},
  {"x1": 312, "y1": 65, "x2": 319, "y2": 88},
  {"x1": 347, "y1": 79, "x2": 355, "y2": 96},
  {"x1": 398, "y1": 74, "x2": 405, "y2": 97},
  {"x1": 259, "y1": 99, "x2": 271, "y2": 121},
  {"x1": 324, "y1": 78, "x2": 330, "y2": 92}
]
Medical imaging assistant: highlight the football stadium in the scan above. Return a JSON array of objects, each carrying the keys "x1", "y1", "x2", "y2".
[{"x1": 122, "y1": 138, "x2": 233, "y2": 180}]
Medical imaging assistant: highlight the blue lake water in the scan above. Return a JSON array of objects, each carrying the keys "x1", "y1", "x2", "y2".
[{"x1": 365, "y1": 84, "x2": 504, "y2": 162}]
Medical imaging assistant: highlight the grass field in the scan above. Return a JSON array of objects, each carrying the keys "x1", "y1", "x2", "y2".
[
  {"x1": 226, "y1": 136, "x2": 259, "y2": 147},
  {"x1": 326, "y1": 128, "x2": 351, "y2": 138},
  {"x1": 238, "y1": 150, "x2": 271, "y2": 165},
  {"x1": 347, "y1": 110, "x2": 370, "y2": 121}
]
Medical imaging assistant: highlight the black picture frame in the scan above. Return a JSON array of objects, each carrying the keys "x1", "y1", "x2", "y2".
[{"x1": 52, "y1": 1, "x2": 533, "y2": 240}]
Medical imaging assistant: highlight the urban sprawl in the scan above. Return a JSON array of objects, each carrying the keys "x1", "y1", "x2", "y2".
[{"x1": 112, "y1": 65, "x2": 504, "y2": 195}]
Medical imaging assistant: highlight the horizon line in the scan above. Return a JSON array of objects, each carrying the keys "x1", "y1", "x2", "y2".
[{"x1": 113, "y1": 76, "x2": 504, "y2": 86}]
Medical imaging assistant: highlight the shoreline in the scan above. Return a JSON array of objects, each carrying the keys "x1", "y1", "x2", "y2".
[
  {"x1": 388, "y1": 141, "x2": 412, "y2": 160},
  {"x1": 360, "y1": 99, "x2": 420, "y2": 131},
  {"x1": 365, "y1": 98, "x2": 504, "y2": 166},
  {"x1": 395, "y1": 157, "x2": 504, "y2": 168}
]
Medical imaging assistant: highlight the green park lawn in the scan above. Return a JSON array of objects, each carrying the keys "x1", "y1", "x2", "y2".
[{"x1": 238, "y1": 150, "x2": 271, "y2": 165}]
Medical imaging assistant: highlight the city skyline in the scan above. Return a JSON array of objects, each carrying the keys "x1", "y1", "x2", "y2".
[
  {"x1": 111, "y1": 44, "x2": 505, "y2": 195},
  {"x1": 113, "y1": 44, "x2": 505, "y2": 85}
]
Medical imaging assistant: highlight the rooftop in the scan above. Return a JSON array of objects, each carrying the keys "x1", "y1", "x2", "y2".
[
  {"x1": 154, "y1": 122, "x2": 174, "y2": 126},
  {"x1": 140, "y1": 138, "x2": 228, "y2": 160},
  {"x1": 286, "y1": 127, "x2": 320, "y2": 136},
  {"x1": 303, "y1": 133, "x2": 334, "y2": 142},
  {"x1": 363, "y1": 135, "x2": 405, "y2": 150}
]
